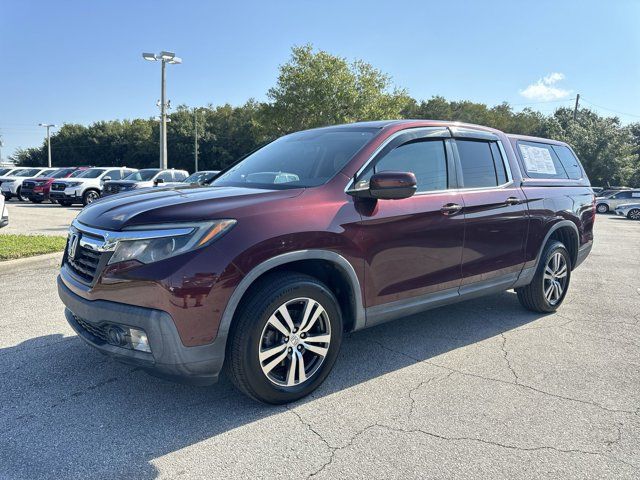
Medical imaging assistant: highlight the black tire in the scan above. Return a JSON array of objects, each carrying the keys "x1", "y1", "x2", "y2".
[
  {"x1": 3, "y1": 193, "x2": 11, "y2": 201},
  {"x1": 226, "y1": 272, "x2": 343, "y2": 404},
  {"x1": 596, "y1": 203, "x2": 609, "y2": 214},
  {"x1": 82, "y1": 189, "x2": 100, "y2": 206},
  {"x1": 516, "y1": 240, "x2": 571, "y2": 313},
  {"x1": 31, "y1": 198, "x2": 43, "y2": 204},
  {"x1": 17, "y1": 187, "x2": 28, "y2": 202},
  {"x1": 58, "y1": 200, "x2": 72, "y2": 207},
  {"x1": 627, "y1": 209, "x2": 640, "y2": 220}
]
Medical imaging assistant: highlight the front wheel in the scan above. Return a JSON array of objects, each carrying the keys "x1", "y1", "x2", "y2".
[
  {"x1": 516, "y1": 240, "x2": 571, "y2": 313},
  {"x1": 627, "y1": 209, "x2": 640, "y2": 220},
  {"x1": 17, "y1": 187, "x2": 28, "y2": 202},
  {"x1": 226, "y1": 272, "x2": 343, "y2": 404},
  {"x1": 82, "y1": 189, "x2": 100, "y2": 206},
  {"x1": 596, "y1": 203, "x2": 609, "y2": 214}
]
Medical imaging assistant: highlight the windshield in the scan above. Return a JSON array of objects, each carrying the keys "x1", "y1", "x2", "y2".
[
  {"x1": 49, "y1": 168, "x2": 75, "y2": 178},
  {"x1": 125, "y1": 169, "x2": 159, "y2": 181},
  {"x1": 37, "y1": 169, "x2": 57, "y2": 177},
  {"x1": 212, "y1": 128, "x2": 375, "y2": 189},
  {"x1": 185, "y1": 171, "x2": 218, "y2": 184},
  {"x1": 0, "y1": 169, "x2": 10, "y2": 176},
  {"x1": 16, "y1": 169, "x2": 41, "y2": 177},
  {"x1": 69, "y1": 169, "x2": 85, "y2": 178},
  {"x1": 76, "y1": 168, "x2": 107, "y2": 179}
]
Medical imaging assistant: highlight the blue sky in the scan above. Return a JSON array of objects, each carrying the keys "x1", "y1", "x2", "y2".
[{"x1": 1, "y1": 0, "x2": 639, "y2": 159}]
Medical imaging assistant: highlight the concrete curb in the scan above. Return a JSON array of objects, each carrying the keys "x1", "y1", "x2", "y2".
[{"x1": 0, "y1": 251, "x2": 64, "y2": 275}]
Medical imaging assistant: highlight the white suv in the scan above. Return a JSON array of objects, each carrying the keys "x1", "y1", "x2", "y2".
[
  {"x1": 1, "y1": 168, "x2": 58, "y2": 201},
  {"x1": 50, "y1": 167, "x2": 137, "y2": 206},
  {"x1": 0, "y1": 193, "x2": 8, "y2": 227}
]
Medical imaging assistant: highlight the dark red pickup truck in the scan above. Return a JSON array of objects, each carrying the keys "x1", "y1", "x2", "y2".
[{"x1": 57, "y1": 120, "x2": 594, "y2": 403}]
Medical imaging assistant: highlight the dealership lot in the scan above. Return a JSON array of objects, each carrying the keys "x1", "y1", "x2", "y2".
[
  {"x1": 0, "y1": 213, "x2": 638, "y2": 479},
  {"x1": 2, "y1": 201, "x2": 79, "y2": 236}
]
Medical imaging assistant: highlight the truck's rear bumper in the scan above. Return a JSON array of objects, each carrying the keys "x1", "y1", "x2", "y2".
[{"x1": 57, "y1": 276, "x2": 225, "y2": 385}]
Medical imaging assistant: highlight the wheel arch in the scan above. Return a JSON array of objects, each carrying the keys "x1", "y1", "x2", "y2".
[
  {"x1": 217, "y1": 250, "x2": 365, "y2": 348},
  {"x1": 536, "y1": 220, "x2": 580, "y2": 270}
]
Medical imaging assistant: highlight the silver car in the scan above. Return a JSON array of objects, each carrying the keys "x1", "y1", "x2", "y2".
[
  {"x1": 595, "y1": 190, "x2": 640, "y2": 213},
  {"x1": 614, "y1": 202, "x2": 640, "y2": 220}
]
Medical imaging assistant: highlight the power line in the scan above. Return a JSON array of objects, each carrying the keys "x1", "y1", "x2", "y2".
[{"x1": 579, "y1": 98, "x2": 640, "y2": 119}]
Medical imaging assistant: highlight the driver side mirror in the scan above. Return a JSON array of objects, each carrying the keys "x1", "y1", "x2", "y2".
[
  {"x1": 349, "y1": 171, "x2": 417, "y2": 200},
  {"x1": 154, "y1": 178, "x2": 164, "y2": 186},
  {"x1": 102, "y1": 176, "x2": 111, "y2": 182}
]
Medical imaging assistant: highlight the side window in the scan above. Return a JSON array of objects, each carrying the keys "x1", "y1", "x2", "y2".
[
  {"x1": 456, "y1": 140, "x2": 501, "y2": 188},
  {"x1": 373, "y1": 139, "x2": 448, "y2": 193},
  {"x1": 489, "y1": 142, "x2": 508, "y2": 185},
  {"x1": 614, "y1": 191, "x2": 632, "y2": 199},
  {"x1": 173, "y1": 171, "x2": 188, "y2": 181},
  {"x1": 517, "y1": 141, "x2": 569, "y2": 179},
  {"x1": 632, "y1": 191, "x2": 640, "y2": 198},
  {"x1": 157, "y1": 171, "x2": 173, "y2": 182},
  {"x1": 105, "y1": 169, "x2": 122, "y2": 180},
  {"x1": 552, "y1": 145, "x2": 583, "y2": 180},
  {"x1": 123, "y1": 170, "x2": 135, "y2": 178}
]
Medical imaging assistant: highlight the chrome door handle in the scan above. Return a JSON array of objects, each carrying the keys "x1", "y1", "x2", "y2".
[
  {"x1": 505, "y1": 197, "x2": 521, "y2": 205},
  {"x1": 440, "y1": 203, "x2": 462, "y2": 215}
]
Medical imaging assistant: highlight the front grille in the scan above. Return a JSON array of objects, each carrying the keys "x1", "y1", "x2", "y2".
[
  {"x1": 73, "y1": 315, "x2": 108, "y2": 343},
  {"x1": 51, "y1": 182, "x2": 66, "y2": 191},
  {"x1": 66, "y1": 244, "x2": 104, "y2": 283}
]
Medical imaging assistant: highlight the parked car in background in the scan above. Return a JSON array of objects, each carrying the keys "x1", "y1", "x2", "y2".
[
  {"x1": 0, "y1": 168, "x2": 25, "y2": 187},
  {"x1": 183, "y1": 170, "x2": 220, "y2": 185},
  {"x1": 0, "y1": 194, "x2": 8, "y2": 228},
  {"x1": 0, "y1": 167, "x2": 20, "y2": 177},
  {"x1": 50, "y1": 167, "x2": 137, "y2": 206},
  {"x1": 591, "y1": 187, "x2": 603, "y2": 195},
  {"x1": 22, "y1": 167, "x2": 90, "y2": 203},
  {"x1": 1, "y1": 168, "x2": 58, "y2": 201},
  {"x1": 595, "y1": 189, "x2": 640, "y2": 213},
  {"x1": 102, "y1": 168, "x2": 189, "y2": 196},
  {"x1": 58, "y1": 120, "x2": 594, "y2": 404},
  {"x1": 615, "y1": 202, "x2": 640, "y2": 220}
]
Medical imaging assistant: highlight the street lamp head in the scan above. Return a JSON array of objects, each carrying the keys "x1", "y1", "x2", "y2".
[
  {"x1": 159, "y1": 51, "x2": 175, "y2": 60},
  {"x1": 142, "y1": 52, "x2": 157, "y2": 61},
  {"x1": 167, "y1": 56, "x2": 182, "y2": 65}
]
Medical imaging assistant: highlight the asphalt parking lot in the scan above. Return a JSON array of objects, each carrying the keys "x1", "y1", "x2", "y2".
[
  {"x1": 2, "y1": 201, "x2": 80, "y2": 236},
  {"x1": 0, "y1": 211, "x2": 638, "y2": 479}
]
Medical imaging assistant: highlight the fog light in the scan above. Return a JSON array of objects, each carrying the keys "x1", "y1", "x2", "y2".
[{"x1": 129, "y1": 328, "x2": 151, "y2": 353}]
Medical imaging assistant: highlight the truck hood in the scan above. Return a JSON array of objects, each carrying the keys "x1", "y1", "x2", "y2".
[{"x1": 76, "y1": 184, "x2": 304, "y2": 231}]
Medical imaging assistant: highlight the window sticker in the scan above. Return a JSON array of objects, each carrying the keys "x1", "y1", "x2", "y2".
[
  {"x1": 519, "y1": 144, "x2": 557, "y2": 175},
  {"x1": 632, "y1": 192, "x2": 640, "y2": 198}
]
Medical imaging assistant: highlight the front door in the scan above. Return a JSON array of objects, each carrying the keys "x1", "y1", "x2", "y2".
[{"x1": 353, "y1": 129, "x2": 465, "y2": 317}]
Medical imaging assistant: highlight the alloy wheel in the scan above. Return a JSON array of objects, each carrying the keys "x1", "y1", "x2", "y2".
[
  {"x1": 258, "y1": 297, "x2": 331, "y2": 387},
  {"x1": 543, "y1": 252, "x2": 568, "y2": 305},
  {"x1": 629, "y1": 209, "x2": 640, "y2": 220},
  {"x1": 86, "y1": 191, "x2": 99, "y2": 204},
  {"x1": 596, "y1": 204, "x2": 608, "y2": 213}
]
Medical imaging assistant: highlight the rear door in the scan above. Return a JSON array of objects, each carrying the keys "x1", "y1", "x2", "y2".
[{"x1": 452, "y1": 130, "x2": 528, "y2": 288}]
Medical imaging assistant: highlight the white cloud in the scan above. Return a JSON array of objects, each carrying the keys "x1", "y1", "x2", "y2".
[{"x1": 519, "y1": 72, "x2": 572, "y2": 101}]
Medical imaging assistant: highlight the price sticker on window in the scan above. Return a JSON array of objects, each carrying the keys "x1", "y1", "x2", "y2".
[{"x1": 519, "y1": 144, "x2": 557, "y2": 175}]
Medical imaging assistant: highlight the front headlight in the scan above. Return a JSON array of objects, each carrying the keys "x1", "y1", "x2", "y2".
[
  {"x1": 65, "y1": 182, "x2": 82, "y2": 188},
  {"x1": 107, "y1": 219, "x2": 236, "y2": 265}
]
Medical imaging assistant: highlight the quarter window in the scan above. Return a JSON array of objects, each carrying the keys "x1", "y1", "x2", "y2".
[
  {"x1": 517, "y1": 141, "x2": 569, "y2": 179},
  {"x1": 372, "y1": 139, "x2": 448, "y2": 193},
  {"x1": 456, "y1": 140, "x2": 504, "y2": 188}
]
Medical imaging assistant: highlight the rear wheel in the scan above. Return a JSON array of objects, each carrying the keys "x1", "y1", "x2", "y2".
[
  {"x1": 596, "y1": 203, "x2": 609, "y2": 213},
  {"x1": 516, "y1": 240, "x2": 571, "y2": 313},
  {"x1": 226, "y1": 272, "x2": 343, "y2": 404},
  {"x1": 627, "y1": 209, "x2": 640, "y2": 220}
]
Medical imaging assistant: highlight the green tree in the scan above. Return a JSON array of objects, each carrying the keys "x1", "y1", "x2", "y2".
[{"x1": 262, "y1": 44, "x2": 411, "y2": 135}]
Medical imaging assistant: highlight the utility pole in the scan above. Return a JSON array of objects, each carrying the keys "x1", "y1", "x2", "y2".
[
  {"x1": 143, "y1": 51, "x2": 182, "y2": 169},
  {"x1": 39, "y1": 123, "x2": 56, "y2": 167},
  {"x1": 573, "y1": 94, "x2": 580, "y2": 121},
  {"x1": 194, "y1": 109, "x2": 200, "y2": 173}
]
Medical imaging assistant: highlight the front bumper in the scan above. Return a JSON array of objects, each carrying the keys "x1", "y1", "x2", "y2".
[
  {"x1": 50, "y1": 189, "x2": 81, "y2": 202},
  {"x1": 615, "y1": 209, "x2": 626, "y2": 216},
  {"x1": 1, "y1": 184, "x2": 18, "y2": 195},
  {"x1": 58, "y1": 276, "x2": 225, "y2": 385}
]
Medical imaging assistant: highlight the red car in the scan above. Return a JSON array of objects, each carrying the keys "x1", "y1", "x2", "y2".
[
  {"x1": 22, "y1": 167, "x2": 90, "y2": 203},
  {"x1": 57, "y1": 120, "x2": 594, "y2": 403}
]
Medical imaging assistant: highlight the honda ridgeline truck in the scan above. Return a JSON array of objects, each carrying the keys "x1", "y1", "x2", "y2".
[{"x1": 57, "y1": 120, "x2": 594, "y2": 404}]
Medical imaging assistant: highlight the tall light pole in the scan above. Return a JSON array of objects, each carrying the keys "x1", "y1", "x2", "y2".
[
  {"x1": 142, "y1": 51, "x2": 182, "y2": 169},
  {"x1": 38, "y1": 123, "x2": 57, "y2": 167}
]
